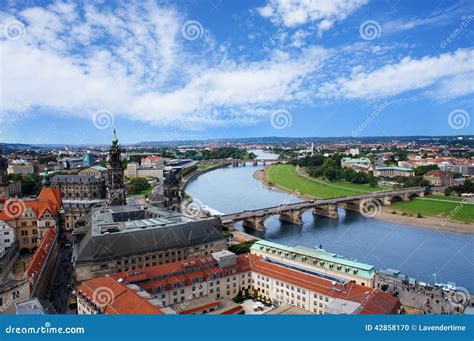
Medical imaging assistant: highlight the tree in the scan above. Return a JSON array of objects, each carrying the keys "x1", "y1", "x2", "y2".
[{"x1": 128, "y1": 177, "x2": 151, "y2": 195}]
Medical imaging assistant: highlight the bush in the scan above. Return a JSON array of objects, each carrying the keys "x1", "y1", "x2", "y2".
[
  {"x1": 228, "y1": 241, "x2": 256, "y2": 254},
  {"x1": 417, "y1": 213, "x2": 423, "y2": 218},
  {"x1": 391, "y1": 211, "x2": 397, "y2": 214}
]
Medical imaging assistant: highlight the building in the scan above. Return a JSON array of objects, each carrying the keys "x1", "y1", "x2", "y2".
[
  {"x1": 0, "y1": 221, "x2": 15, "y2": 257},
  {"x1": 423, "y1": 170, "x2": 453, "y2": 187},
  {"x1": 26, "y1": 228, "x2": 59, "y2": 300},
  {"x1": 249, "y1": 254, "x2": 400, "y2": 314},
  {"x1": 15, "y1": 298, "x2": 48, "y2": 314},
  {"x1": 0, "y1": 221, "x2": 18, "y2": 280},
  {"x1": 0, "y1": 277, "x2": 30, "y2": 314},
  {"x1": 51, "y1": 175, "x2": 106, "y2": 200},
  {"x1": 0, "y1": 149, "x2": 21, "y2": 200},
  {"x1": 82, "y1": 153, "x2": 97, "y2": 168},
  {"x1": 161, "y1": 171, "x2": 182, "y2": 211},
  {"x1": 106, "y1": 130, "x2": 126, "y2": 206},
  {"x1": 61, "y1": 199, "x2": 105, "y2": 232},
  {"x1": 125, "y1": 162, "x2": 164, "y2": 179},
  {"x1": 374, "y1": 167, "x2": 414, "y2": 178},
  {"x1": 250, "y1": 240, "x2": 375, "y2": 287},
  {"x1": 79, "y1": 166, "x2": 108, "y2": 179},
  {"x1": 341, "y1": 157, "x2": 371, "y2": 169},
  {"x1": 77, "y1": 250, "x2": 400, "y2": 315},
  {"x1": 7, "y1": 164, "x2": 34, "y2": 175},
  {"x1": 76, "y1": 251, "x2": 247, "y2": 315},
  {"x1": 0, "y1": 187, "x2": 62, "y2": 252},
  {"x1": 141, "y1": 156, "x2": 164, "y2": 169},
  {"x1": 72, "y1": 205, "x2": 227, "y2": 282}
]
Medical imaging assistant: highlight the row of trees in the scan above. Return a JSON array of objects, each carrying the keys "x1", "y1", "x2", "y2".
[
  {"x1": 290, "y1": 154, "x2": 378, "y2": 186},
  {"x1": 193, "y1": 147, "x2": 256, "y2": 160},
  {"x1": 445, "y1": 179, "x2": 474, "y2": 196}
]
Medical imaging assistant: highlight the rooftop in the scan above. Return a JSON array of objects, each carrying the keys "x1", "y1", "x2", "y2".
[
  {"x1": 73, "y1": 205, "x2": 226, "y2": 264},
  {"x1": 251, "y1": 240, "x2": 375, "y2": 278}
]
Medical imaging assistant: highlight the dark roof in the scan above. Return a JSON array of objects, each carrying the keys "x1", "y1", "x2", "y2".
[
  {"x1": 164, "y1": 171, "x2": 178, "y2": 186},
  {"x1": 73, "y1": 214, "x2": 225, "y2": 264},
  {"x1": 51, "y1": 175, "x2": 102, "y2": 184}
]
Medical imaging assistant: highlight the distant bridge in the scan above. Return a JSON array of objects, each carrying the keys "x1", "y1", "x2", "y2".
[
  {"x1": 200, "y1": 158, "x2": 278, "y2": 166},
  {"x1": 220, "y1": 187, "x2": 431, "y2": 230}
]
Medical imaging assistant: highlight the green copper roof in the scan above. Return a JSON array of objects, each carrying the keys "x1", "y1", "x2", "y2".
[
  {"x1": 251, "y1": 240, "x2": 375, "y2": 279},
  {"x1": 112, "y1": 129, "x2": 118, "y2": 145}
]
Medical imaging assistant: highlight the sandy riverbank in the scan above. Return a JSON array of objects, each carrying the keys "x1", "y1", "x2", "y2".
[{"x1": 253, "y1": 168, "x2": 473, "y2": 234}]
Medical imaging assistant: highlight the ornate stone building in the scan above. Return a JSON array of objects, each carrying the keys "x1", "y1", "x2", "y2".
[
  {"x1": 51, "y1": 175, "x2": 105, "y2": 200},
  {"x1": 106, "y1": 130, "x2": 126, "y2": 206}
]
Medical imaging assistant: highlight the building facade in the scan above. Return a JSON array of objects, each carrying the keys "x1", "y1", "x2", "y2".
[
  {"x1": 77, "y1": 249, "x2": 400, "y2": 315},
  {"x1": 72, "y1": 205, "x2": 227, "y2": 282},
  {"x1": 7, "y1": 164, "x2": 35, "y2": 175},
  {"x1": 423, "y1": 170, "x2": 453, "y2": 187},
  {"x1": 374, "y1": 167, "x2": 415, "y2": 178},
  {"x1": 51, "y1": 175, "x2": 106, "y2": 200},
  {"x1": 0, "y1": 188, "x2": 61, "y2": 252},
  {"x1": 250, "y1": 240, "x2": 375, "y2": 287}
]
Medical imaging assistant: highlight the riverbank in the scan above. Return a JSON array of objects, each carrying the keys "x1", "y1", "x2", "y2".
[
  {"x1": 376, "y1": 208, "x2": 473, "y2": 234},
  {"x1": 253, "y1": 168, "x2": 473, "y2": 234}
]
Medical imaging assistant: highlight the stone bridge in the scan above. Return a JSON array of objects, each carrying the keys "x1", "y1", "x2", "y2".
[
  {"x1": 220, "y1": 187, "x2": 431, "y2": 231},
  {"x1": 201, "y1": 158, "x2": 278, "y2": 167}
]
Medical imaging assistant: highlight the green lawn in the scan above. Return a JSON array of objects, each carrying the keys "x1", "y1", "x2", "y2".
[
  {"x1": 267, "y1": 164, "x2": 390, "y2": 198},
  {"x1": 391, "y1": 196, "x2": 474, "y2": 223},
  {"x1": 198, "y1": 163, "x2": 219, "y2": 170}
]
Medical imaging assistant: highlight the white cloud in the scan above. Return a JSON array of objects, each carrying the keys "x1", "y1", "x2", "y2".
[
  {"x1": 0, "y1": 1, "x2": 329, "y2": 128},
  {"x1": 257, "y1": 0, "x2": 368, "y2": 33},
  {"x1": 320, "y1": 48, "x2": 474, "y2": 100}
]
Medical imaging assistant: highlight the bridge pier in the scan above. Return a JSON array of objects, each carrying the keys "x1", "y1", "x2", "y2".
[
  {"x1": 382, "y1": 197, "x2": 392, "y2": 206},
  {"x1": 402, "y1": 193, "x2": 410, "y2": 202},
  {"x1": 253, "y1": 161, "x2": 258, "y2": 166},
  {"x1": 313, "y1": 204, "x2": 339, "y2": 219},
  {"x1": 279, "y1": 210, "x2": 303, "y2": 225},
  {"x1": 341, "y1": 201, "x2": 360, "y2": 212},
  {"x1": 242, "y1": 217, "x2": 265, "y2": 231}
]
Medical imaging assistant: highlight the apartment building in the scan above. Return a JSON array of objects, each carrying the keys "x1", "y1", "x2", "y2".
[{"x1": 251, "y1": 240, "x2": 376, "y2": 287}]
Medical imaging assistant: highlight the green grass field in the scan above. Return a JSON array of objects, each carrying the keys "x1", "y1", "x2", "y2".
[
  {"x1": 391, "y1": 196, "x2": 474, "y2": 223},
  {"x1": 267, "y1": 164, "x2": 390, "y2": 198},
  {"x1": 198, "y1": 163, "x2": 219, "y2": 170}
]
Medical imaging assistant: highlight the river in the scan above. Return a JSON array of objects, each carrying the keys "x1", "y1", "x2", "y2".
[{"x1": 186, "y1": 150, "x2": 474, "y2": 292}]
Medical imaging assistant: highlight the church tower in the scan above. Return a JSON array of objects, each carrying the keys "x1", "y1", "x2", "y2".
[{"x1": 106, "y1": 130, "x2": 126, "y2": 206}]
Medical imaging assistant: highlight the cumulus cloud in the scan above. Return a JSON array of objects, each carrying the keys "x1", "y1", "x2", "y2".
[
  {"x1": 319, "y1": 48, "x2": 474, "y2": 100},
  {"x1": 257, "y1": 0, "x2": 368, "y2": 34},
  {"x1": 0, "y1": 1, "x2": 328, "y2": 128}
]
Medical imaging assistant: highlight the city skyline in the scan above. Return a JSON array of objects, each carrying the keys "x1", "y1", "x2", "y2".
[{"x1": 1, "y1": 0, "x2": 473, "y2": 144}]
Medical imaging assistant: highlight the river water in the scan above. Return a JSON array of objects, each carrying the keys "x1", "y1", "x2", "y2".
[{"x1": 186, "y1": 150, "x2": 474, "y2": 292}]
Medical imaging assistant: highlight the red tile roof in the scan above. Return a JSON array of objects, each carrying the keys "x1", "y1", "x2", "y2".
[
  {"x1": 0, "y1": 187, "x2": 62, "y2": 221},
  {"x1": 111, "y1": 254, "x2": 251, "y2": 293},
  {"x1": 26, "y1": 228, "x2": 56, "y2": 287},
  {"x1": 78, "y1": 276, "x2": 163, "y2": 315},
  {"x1": 247, "y1": 254, "x2": 400, "y2": 314}
]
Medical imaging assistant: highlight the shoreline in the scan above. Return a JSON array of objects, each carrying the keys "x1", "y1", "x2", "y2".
[{"x1": 253, "y1": 168, "x2": 473, "y2": 235}]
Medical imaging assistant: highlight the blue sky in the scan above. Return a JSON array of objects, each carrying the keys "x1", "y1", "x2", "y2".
[{"x1": 0, "y1": 0, "x2": 473, "y2": 144}]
